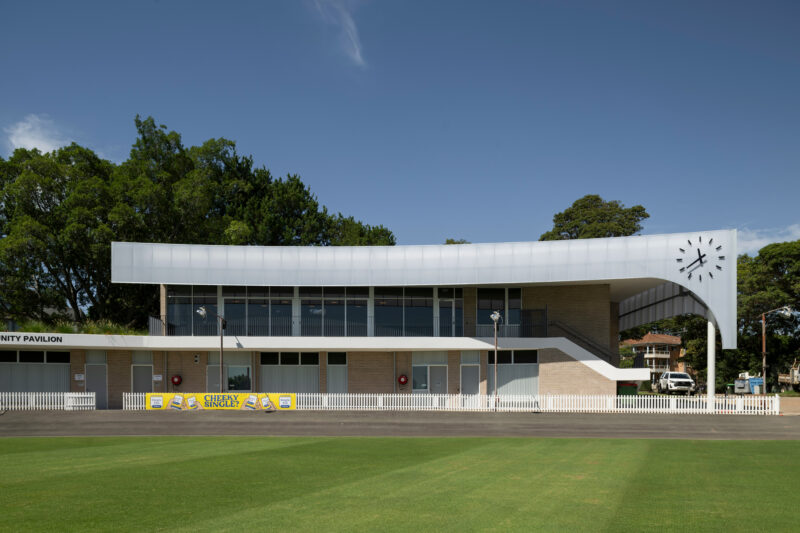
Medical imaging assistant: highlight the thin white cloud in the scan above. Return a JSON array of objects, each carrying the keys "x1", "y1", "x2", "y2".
[
  {"x1": 5, "y1": 114, "x2": 69, "y2": 153},
  {"x1": 738, "y1": 224, "x2": 800, "y2": 255},
  {"x1": 314, "y1": 0, "x2": 366, "y2": 67}
]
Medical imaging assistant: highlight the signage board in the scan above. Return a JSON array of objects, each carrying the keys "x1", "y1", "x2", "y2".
[
  {"x1": 152, "y1": 375, "x2": 163, "y2": 382},
  {"x1": 145, "y1": 393, "x2": 296, "y2": 411}
]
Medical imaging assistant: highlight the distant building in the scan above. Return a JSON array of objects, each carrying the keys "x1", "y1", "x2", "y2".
[{"x1": 622, "y1": 333, "x2": 687, "y2": 383}]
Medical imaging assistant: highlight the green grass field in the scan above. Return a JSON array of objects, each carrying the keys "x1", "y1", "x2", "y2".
[{"x1": 1, "y1": 436, "x2": 797, "y2": 532}]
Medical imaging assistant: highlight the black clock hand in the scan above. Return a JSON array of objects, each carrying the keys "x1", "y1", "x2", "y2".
[
  {"x1": 685, "y1": 256, "x2": 702, "y2": 269},
  {"x1": 697, "y1": 248, "x2": 707, "y2": 265}
]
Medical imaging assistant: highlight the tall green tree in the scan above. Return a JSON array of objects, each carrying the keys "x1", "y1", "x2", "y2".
[
  {"x1": 539, "y1": 194, "x2": 649, "y2": 241},
  {"x1": 1, "y1": 116, "x2": 396, "y2": 327}
]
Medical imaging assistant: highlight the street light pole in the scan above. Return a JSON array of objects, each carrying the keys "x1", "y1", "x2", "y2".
[
  {"x1": 197, "y1": 306, "x2": 226, "y2": 393},
  {"x1": 761, "y1": 306, "x2": 793, "y2": 394},
  {"x1": 490, "y1": 310, "x2": 501, "y2": 411}
]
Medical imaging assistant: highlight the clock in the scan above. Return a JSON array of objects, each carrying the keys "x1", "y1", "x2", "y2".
[{"x1": 676, "y1": 235, "x2": 725, "y2": 282}]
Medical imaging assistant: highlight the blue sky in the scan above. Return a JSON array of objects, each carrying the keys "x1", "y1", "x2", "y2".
[{"x1": 1, "y1": 1, "x2": 798, "y2": 253}]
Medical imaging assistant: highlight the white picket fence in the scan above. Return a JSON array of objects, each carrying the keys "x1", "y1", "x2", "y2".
[
  {"x1": 121, "y1": 392, "x2": 780, "y2": 415},
  {"x1": 123, "y1": 392, "x2": 146, "y2": 411},
  {"x1": 0, "y1": 392, "x2": 96, "y2": 411}
]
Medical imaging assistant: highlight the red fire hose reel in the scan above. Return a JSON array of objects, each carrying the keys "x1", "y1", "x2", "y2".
[
  {"x1": 398, "y1": 374, "x2": 408, "y2": 385},
  {"x1": 171, "y1": 375, "x2": 182, "y2": 386}
]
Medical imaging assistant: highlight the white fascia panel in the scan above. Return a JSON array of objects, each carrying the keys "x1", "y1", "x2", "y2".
[{"x1": 111, "y1": 229, "x2": 737, "y2": 348}]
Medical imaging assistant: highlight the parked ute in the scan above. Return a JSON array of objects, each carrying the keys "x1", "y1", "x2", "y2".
[{"x1": 656, "y1": 372, "x2": 696, "y2": 395}]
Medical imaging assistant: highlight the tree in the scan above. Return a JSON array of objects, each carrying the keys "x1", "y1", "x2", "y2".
[
  {"x1": 445, "y1": 238, "x2": 470, "y2": 244},
  {"x1": 539, "y1": 194, "x2": 649, "y2": 241},
  {"x1": 0, "y1": 116, "x2": 396, "y2": 327}
]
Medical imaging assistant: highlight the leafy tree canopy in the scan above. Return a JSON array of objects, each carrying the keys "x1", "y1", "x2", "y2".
[
  {"x1": 445, "y1": 238, "x2": 470, "y2": 244},
  {"x1": 0, "y1": 116, "x2": 395, "y2": 327},
  {"x1": 539, "y1": 194, "x2": 649, "y2": 241}
]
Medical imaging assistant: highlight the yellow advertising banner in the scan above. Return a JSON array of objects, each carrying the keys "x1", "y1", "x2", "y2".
[{"x1": 145, "y1": 393, "x2": 296, "y2": 411}]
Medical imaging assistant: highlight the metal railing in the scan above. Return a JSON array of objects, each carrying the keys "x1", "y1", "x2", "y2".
[
  {"x1": 120, "y1": 392, "x2": 780, "y2": 415},
  {"x1": 0, "y1": 392, "x2": 95, "y2": 411}
]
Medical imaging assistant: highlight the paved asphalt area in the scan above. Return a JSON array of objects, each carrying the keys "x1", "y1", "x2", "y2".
[{"x1": 1, "y1": 410, "x2": 800, "y2": 439}]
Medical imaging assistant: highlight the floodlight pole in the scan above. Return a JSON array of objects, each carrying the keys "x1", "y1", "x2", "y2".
[
  {"x1": 490, "y1": 311, "x2": 502, "y2": 412},
  {"x1": 761, "y1": 306, "x2": 793, "y2": 394},
  {"x1": 197, "y1": 306, "x2": 226, "y2": 393}
]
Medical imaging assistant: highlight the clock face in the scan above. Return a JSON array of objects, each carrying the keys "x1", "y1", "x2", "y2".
[{"x1": 676, "y1": 235, "x2": 725, "y2": 282}]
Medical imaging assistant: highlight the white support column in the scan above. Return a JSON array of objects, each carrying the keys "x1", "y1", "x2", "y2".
[
  {"x1": 292, "y1": 287, "x2": 300, "y2": 337},
  {"x1": 707, "y1": 320, "x2": 716, "y2": 413}
]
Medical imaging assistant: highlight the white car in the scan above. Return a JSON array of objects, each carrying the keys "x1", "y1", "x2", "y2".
[{"x1": 657, "y1": 372, "x2": 696, "y2": 395}]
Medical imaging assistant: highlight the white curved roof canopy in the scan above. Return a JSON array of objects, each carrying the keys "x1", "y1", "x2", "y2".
[{"x1": 111, "y1": 229, "x2": 737, "y2": 348}]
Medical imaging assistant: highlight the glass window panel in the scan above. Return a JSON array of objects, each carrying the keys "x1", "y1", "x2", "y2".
[
  {"x1": 0, "y1": 350, "x2": 17, "y2": 362},
  {"x1": 260, "y1": 353, "x2": 279, "y2": 365},
  {"x1": 301, "y1": 353, "x2": 319, "y2": 365},
  {"x1": 328, "y1": 352, "x2": 347, "y2": 365},
  {"x1": 514, "y1": 350, "x2": 538, "y2": 364},
  {"x1": 454, "y1": 288, "x2": 463, "y2": 298},
  {"x1": 346, "y1": 300, "x2": 368, "y2": 336},
  {"x1": 19, "y1": 351, "x2": 45, "y2": 363},
  {"x1": 270, "y1": 286, "x2": 294, "y2": 298},
  {"x1": 412, "y1": 366, "x2": 428, "y2": 391},
  {"x1": 227, "y1": 366, "x2": 251, "y2": 391},
  {"x1": 247, "y1": 286, "x2": 269, "y2": 298},
  {"x1": 508, "y1": 288, "x2": 521, "y2": 325},
  {"x1": 131, "y1": 352, "x2": 152, "y2": 365},
  {"x1": 247, "y1": 299, "x2": 269, "y2": 336},
  {"x1": 323, "y1": 287, "x2": 345, "y2": 298},
  {"x1": 193, "y1": 285, "x2": 217, "y2": 298},
  {"x1": 224, "y1": 298, "x2": 247, "y2": 336},
  {"x1": 270, "y1": 299, "x2": 292, "y2": 336},
  {"x1": 438, "y1": 288, "x2": 454, "y2": 299},
  {"x1": 324, "y1": 300, "x2": 345, "y2": 336},
  {"x1": 374, "y1": 287, "x2": 403, "y2": 298},
  {"x1": 222, "y1": 286, "x2": 246, "y2": 298},
  {"x1": 488, "y1": 350, "x2": 512, "y2": 365},
  {"x1": 167, "y1": 285, "x2": 191, "y2": 298},
  {"x1": 405, "y1": 296, "x2": 433, "y2": 336},
  {"x1": 454, "y1": 299, "x2": 463, "y2": 337},
  {"x1": 439, "y1": 300, "x2": 453, "y2": 337},
  {"x1": 405, "y1": 287, "x2": 432, "y2": 298},
  {"x1": 193, "y1": 303, "x2": 220, "y2": 336},
  {"x1": 374, "y1": 295, "x2": 403, "y2": 336},
  {"x1": 167, "y1": 299, "x2": 193, "y2": 336},
  {"x1": 301, "y1": 300, "x2": 323, "y2": 336},
  {"x1": 477, "y1": 288, "x2": 505, "y2": 325},
  {"x1": 280, "y1": 352, "x2": 299, "y2": 365},
  {"x1": 86, "y1": 351, "x2": 106, "y2": 364},
  {"x1": 347, "y1": 287, "x2": 369, "y2": 298},
  {"x1": 299, "y1": 287, "x2": 322, "y2": 298}
]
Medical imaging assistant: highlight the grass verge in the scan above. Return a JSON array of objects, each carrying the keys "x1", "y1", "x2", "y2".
[{"x1": 1, "y1": 436, "x2": 797, "y2": 532}]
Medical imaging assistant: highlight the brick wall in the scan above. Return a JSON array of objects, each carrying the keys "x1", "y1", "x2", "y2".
[
  {"x1": 538, "y1": 348, "x2": 616, "y2": 395},
  {"x1": 447, "y1": 351, "x2": 460, "y2": 394},
  {"x1": 166, "y1": 352, "x2": 208, "y2": 393},
  {"x1": 70, "y1": 350, "x2": 85, "y2": 392},
  {"x1": 319, "y1": 351, "x2": 328, "y2": 393},
  {"x1": 522, "y1": 285, "x2": 611, "y2": 349},
  {"x1": 395, "y1": 351, "x2": 411, "y2": 394},
  {"x1": 348, "y1": 352, "x2": 394, "y2": 393},
  {"x1": 153, "y1": 351, "x2": 166, "y2": 392},
  {"x1": 107, "y1": 350, "x2": 132, "y2": 409}
]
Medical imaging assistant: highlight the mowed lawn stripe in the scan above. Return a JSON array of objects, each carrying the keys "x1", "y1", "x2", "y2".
[{"x1": 1, "y1": 437, "x2": 798, "y2": 532}]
